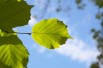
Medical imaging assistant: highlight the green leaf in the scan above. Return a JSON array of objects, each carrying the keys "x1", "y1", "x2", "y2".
[
  {"x1": 0, "y1": 29, "x2": 29, "y2": 68},
  {"x1": 0, "y1": 58, "x2": 28, "y2": 68},
  {"x1": 32, "y1": 18, "x2": 72, "y2": 49},
  {"x1": 0, "y1": 0, "x2": 32, "y2": 32},
  {"x1": 0, "y1": 61, "x2": 12, "y2": 68},
  {"x1": 0, "y1": 29, "x2": 16, "y2": 37},
  {"x1": 94, "y1": 0, "x2": 103, "y2": 8}
]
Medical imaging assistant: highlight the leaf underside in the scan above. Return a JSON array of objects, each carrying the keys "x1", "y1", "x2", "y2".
[{"x1": 32, "y1": 18, "x2": 72, "y2": 49}]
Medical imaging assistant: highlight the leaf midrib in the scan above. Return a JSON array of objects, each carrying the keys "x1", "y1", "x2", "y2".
[{"x1": 33, "y1": 32, "x2": 60, "y2": 35}]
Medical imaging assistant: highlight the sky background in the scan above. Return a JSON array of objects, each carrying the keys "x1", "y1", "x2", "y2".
[{"x1": 14, "y1": 0, "x2": 102, "y2": 68}]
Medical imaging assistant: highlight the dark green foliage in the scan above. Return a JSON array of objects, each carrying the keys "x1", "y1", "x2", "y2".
[
  {"x1": 0, "y1": 0, "x2": 32, "y2": 68},
  {"x1": 90, "y1": 62, "x2": 100, "y2": 68},
  {"x1": 94, "y1": 0, "x2": 103, "y2": 8},
  {"x1": 0, "y1": 0, "x2": 32, "y2": 31}
]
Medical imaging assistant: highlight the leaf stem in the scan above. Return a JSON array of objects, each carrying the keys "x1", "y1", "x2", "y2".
[
  {"x1": 0, "y1": 29, "x2": 32, "y2": 35},
  {"x1": 16, "y1": 32, "x2": 31, "y2": 35}
]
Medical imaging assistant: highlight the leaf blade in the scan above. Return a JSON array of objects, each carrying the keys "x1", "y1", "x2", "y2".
[
  {"x1": 32, "y1": 18, "x2": 72, "y2": 49},
  {"x1": 0, "y1": 0, "x2": 32, "y2": 31},
  {"x1": 0, "y1": 29, "x2": 29, "y2": 68}
]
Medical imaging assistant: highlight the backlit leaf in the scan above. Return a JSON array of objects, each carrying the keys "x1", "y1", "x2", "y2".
[
  {"x1": 32, "y1": 18, "x2": 72, "y2": 49},
  {"x1": 0, "y1": 29, "x2": 29, "y2": 68}
]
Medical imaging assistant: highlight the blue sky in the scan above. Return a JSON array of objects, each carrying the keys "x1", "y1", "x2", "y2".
[{"x1": 15, "y1": 0, "x2": 101, "y2": 68}]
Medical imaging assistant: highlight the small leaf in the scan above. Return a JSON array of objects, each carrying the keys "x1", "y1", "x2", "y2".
[
  {"x1": 32, "y1": 18, "x2": 72, "y2": 49},
  {"x1": 93, "y1": 0, "x2": 103, "y2": 8}
]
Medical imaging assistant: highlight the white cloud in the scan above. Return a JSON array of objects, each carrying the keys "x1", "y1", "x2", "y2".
[
  {"x1": 32, "y1": 37, "x2": 99, "y2": 65},
  {"x1": 47, "y1": 53, "x2": 54, "y2": 58},
  {"x1": 28, "y1": 16, "x2": 37, "y2": 26},
  {"x1": 37, "y1": 47, "x2": 45, "y2": 53},
  {"x1": 32, "y1": 44, "x2": 46, "y2": 54},
  {"x1": 55, "y1": 38, "x2": 100, "y2": 64}
]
